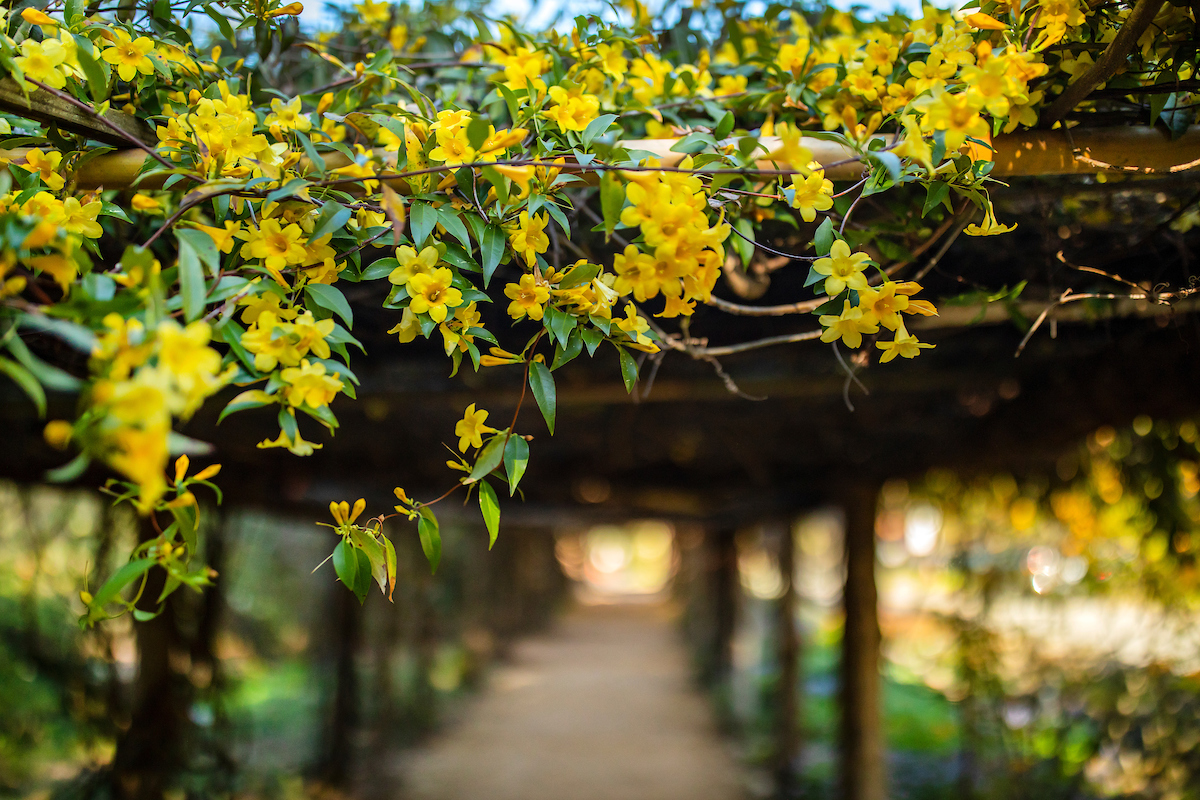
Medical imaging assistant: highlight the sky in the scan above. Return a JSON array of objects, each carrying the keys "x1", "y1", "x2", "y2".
[{"x1": 304, "y1": 0, "x2": 929, "y2": 31}]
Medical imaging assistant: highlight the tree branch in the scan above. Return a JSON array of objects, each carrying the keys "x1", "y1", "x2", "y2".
[{"x1": 1041, "y1": 0, "x2": 1167, "y2": 126}]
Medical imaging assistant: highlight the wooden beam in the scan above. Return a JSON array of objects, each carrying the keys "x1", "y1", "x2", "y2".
[
  {"x1": 2, "y1": 127, "x2": 1198, "y2": 191},
  {"x1": 0, "y1": 78, "x2": 155, "y2": 147}
]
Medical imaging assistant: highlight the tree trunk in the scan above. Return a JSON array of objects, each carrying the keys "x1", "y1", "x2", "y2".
[
  {"x1": 773, "y1": 519, "x2": 800, "y2": 799},
  {"x1": 839, "y1": 482, "x2": 885, "y2": 800}
]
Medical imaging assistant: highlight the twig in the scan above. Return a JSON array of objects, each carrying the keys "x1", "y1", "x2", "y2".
[
  {"x1": 24, "y1": 78, "x2": 184, "y2": 176},
  {"x1": 831, "y1": 341, "x2": 868, "y2": 412},
  {"x1": 729, "y1": 224, "x2": 818, "y2": 261},
  {"x1": 708, "y1": 209, "x2": 968, "y2": 317}
]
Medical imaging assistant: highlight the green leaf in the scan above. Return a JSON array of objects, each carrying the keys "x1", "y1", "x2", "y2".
[
  {"x1": 481, "y1": 224, "x2": 504, "y2": 287},
  {"x1": 545, "y1": 306, "x2": 576, "y2": 348},
  {"x1": 266, "y1": 178, "x2": 311, "y2": 204},
  {"x1": 436, "y1": 206, "x2": 472, "y2": 250},
  {"x1": 18, "y1": 314, "x2": 95, "y2": 352},
  {"x1": 410, "y1": 201, "x2": 436, "y2": 246},
  {"x1": 89, "y1": 558, "x2": 154, "y2": 613},
  {"x1": 384, "y1": 536, "x2": 397, "y2": 600},
  {"x1": 617, "y1": 345, "x2": 638, "y2": 393},
  {"x1": 310, "y1": 201, "x2": 353, "y2": 241},
  {"x1": 353, "y1": 548, "x2": 372, "y2": 602},
  {"x1": 65, "y1": 0, "x2": 85, "y2": 24},
  {"x1": 599, "y1": 171, "x2": 623, "y2": 242},
  {"x1": 72, "y1": 35, "x2": 109, "y2": 102},
  {"x1": 923, "y1": 181, "x2": 951, "y2": 218},
  {"x1": 557, "y1": 262, "x2": 600, "y2": 290},
  {"x1": 732, "y1": 218, "x2": 754, "y2": 266},
  {"x1": 581, "y1": 326, "x2": 603, "y2": 356},
  {"x1": 177, "y1": 235, "x2": 207, "y2": 322},
  {"x1": 582, "y1": 113, "x2": 618, "y2": 148},
  {"x1": 478, "y1": 480, "x2": 500, "y2": 548},
  {"x1": 305, "y1": 283, "x2": 353, "y2": 327},
  {"x1": 203, "y1": 2, "x2": 236, "y2": 41},
  {"x1": 332, "y1": 539, "x2": 359, "y2": 592},
  {"x1": 417, "y1": 507, "x2": 441, "y2": 574},
  {"x1": 814, "y1": 217, "x2": 834, "y2": 256},
  {"x1": 551, "y1": 331, "x2": 584, "y2": 370},
  {"x1": 4, "y1": 335, "x2": 81, "y2": 392},
  {"x1": 528, "y1": 360, "x2": 556, "y2": 434},
  {"x1": 46, "y1": 453, "x2": 89, "y2": 483},
  {"x1": 0, "y1": 356, "x2": 45, "y2": 417},
  {"x1": 503, "y1": 434, "x2": 528, "y2": 496},
  {"x1": 469, "y1": 434, "x2": 506, "y2": 482},
  {"x1": 218, "y1": 389, "x2": 276, "y2": 423},
  {"x1": 714, "y1": 110, "x2": 735, "y2": 140}
]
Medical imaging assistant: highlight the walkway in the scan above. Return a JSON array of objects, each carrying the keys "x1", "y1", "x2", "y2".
[{"x1": 399, "y1": 601, "x2": 746, "y2": 800}]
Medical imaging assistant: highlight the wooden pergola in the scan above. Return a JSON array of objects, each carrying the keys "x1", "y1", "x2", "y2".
[{"x1": 4, "y1": 82, "x2": 1200, "y2": 799}]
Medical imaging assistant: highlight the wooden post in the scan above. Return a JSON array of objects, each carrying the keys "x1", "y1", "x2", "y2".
[
  {"x1": 772, "y1": 519, "x2": 800, "y2": 799},
  {"x1": 319, "y1": 569, "x2": 362, "y2": 786},
  {"x1": 839, "y1": 482, "x2": 885, "y2": 800},
  {"x1": 706, "y1": 526, "x2": 738, "y2": 691}
]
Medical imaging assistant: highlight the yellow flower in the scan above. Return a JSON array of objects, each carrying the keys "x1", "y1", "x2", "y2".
[
  {"x1": 509, "y1": 211, "x2": 549, "y2": 265},
  {"x1": 543, "y1": 84, "x2": 601, "y2": 132},
  {"x1": 265, "y1": 2, "x2": 304, "y2": 18},
  {"x1": 504, "y1": 274, "x2": 550, "y2": 321},
  {"x1": 265, "y1": 97, "x2": 312, "y2": 133},
  {"x1": 20, "y1": 149, "x2": 65, "y2": 192},
  {"x1": 388, "y1": 245, "x2": 440, "y2": 285},
  {"x1": 241, "y1": 311, "x2": 302, "y2": 371},
  {"x1": 965, "y1": 12, "x2": 1008, "y2": 30},
  {"x1": 790, "y1": 170, "x2": 833, "y2": 223},
  {"x1": 44, "y1": 420, "x2": 73, "y2": 450},
  {"x1": 238, "y1": 291, "x2": 297, "y2": 325},
  {"x1": 61, "y1": 197, "x2": 104, "y2": 238},
  {"x1": 189, "y1": 221, "x2": 242, "y2": 253},
  {"x1": 819, "y1": 300, "x2": 879, "y2": 349},
  {"x1": 594, "y1": 43, "x2": 627, "y2": 79},
  {"x1": 257, "y1": 426, "x2": 323, "y2": 456},
  {"x1": 455, "y1": 403, "x2": 494, "y2": 452},
  {"x1": 876, "y1": 323, "x2": 935, "y2": 362},
  {"x1": 387, "y1": 308, "x2": 421, "y2": 343},
  {"x1": 356, "y1": 0, "x2": 391, "y2": 23},
  {"x1": 280, "y1": 359, "x2": 343, "y2": 408},
  {"x1": 964, "y1": 200, "x2": 1017, "y2": 237},
  {"x1": 102, "y1": 29, "x2": 157, "y2": 82},
  {"x1": 131, "y1": 194, "x2": 162, "y2": 213},
  {"x1": 812, "y1": 240, "x2": 870, "y2": 296},
  {"x1": 407, "y1": 267, "x2": 463, "y2": 323},
  {"x1": 15, "y1": 38, "x2": 67, "y2": 90},
  {"x1": 239, "y1": 219, "x2": 308, "y2": 285},
  {"x1": 21, "y1": 8, "x2": 58, "y2": 26},
  {"x1": 857, "y1": 282, "x2": 909, "y2": 331},
  {"x1": 615, "y1": 302, "x2": 656, "y2": 349}
]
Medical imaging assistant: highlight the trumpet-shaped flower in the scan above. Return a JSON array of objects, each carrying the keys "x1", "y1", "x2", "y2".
[
  {"x1": 812, "y1": 240, "x2": 871, "y2": 296},
  {"x1": 455, "y1": 403, "x2": 494, "y2": 451}
]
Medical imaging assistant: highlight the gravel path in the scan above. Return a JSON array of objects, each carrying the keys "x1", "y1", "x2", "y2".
[{"x1": 399, "y1": 601, "x2": 746, "y2": 800}]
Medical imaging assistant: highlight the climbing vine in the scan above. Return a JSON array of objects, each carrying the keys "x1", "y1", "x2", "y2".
[{"x1": 0, "y1": 0, "x2": 1195, "y2": 621}]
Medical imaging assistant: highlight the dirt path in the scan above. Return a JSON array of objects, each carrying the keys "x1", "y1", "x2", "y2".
[{"x1": 399, "y1": 601, "x2": 746, "y2": 800}]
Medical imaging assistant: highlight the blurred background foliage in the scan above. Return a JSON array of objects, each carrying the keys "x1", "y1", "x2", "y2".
[{"x1": 6, "y1": 413, "x2": 1200, "y2": 798}]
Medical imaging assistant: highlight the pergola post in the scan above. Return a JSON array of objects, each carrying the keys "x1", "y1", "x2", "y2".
[
  {"x1": 771, "y1": 518, "x2": 801, "y2": 798},
  {"x1": 839, "y1": 482, "x2": 885, "y2": 800},
  {"x1": 704, "y1": 526, "x2": 738, "y2": 692}
]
